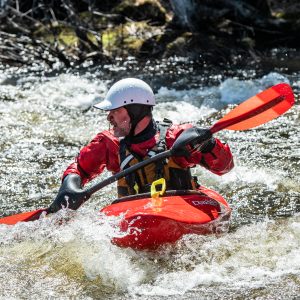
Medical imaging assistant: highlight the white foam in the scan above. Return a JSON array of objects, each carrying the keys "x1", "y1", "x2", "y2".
[
  {"x1": 25, "y1": 74, "x2": 107, "y2": 111},
  {"x1": 131, "y1": 215, "x2": 300, "y2": 296},
  {"x1": 195, "y1": 165, "x2": 285, "y2": 190},
  {"x1": 154, "y1": 101, "x2": 216, "y2": 124},
  {"x1": 0, "y1": 71, "x2": 6, "y2": 84},
  {"x1": 0, "y1": 70, "x2": 298, "y2": 298},
  {"x1": 156, "y1": 85, "x2": 221, "y2": 108},
  {"x1": 220, "y1": 72, "x2": 290, "y2": 104}
]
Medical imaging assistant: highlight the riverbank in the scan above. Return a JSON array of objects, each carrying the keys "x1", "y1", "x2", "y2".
[{"x1": 0, "y1": 0, "x2": 299, "y2": 71}]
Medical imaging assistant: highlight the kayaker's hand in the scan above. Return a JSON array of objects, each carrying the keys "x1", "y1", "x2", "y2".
[
  {"x1": 171, "y1": 127, "x2": 215, "y2": 156},
  {"x1": 194, "y1": 127, "x2": 216, "y2": 153},
  {"x1": 48, "y1": 174, "x2": 90, "y2": 213}
]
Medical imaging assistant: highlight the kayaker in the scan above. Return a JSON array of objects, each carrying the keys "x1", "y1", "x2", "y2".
[{"x1": 49, "y1": 78, "x2": 234, "y2": 212}]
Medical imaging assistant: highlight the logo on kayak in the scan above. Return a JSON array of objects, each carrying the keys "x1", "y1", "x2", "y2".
[{"x1": 192, "y1": 198, "x2": 219, "y2": 207}]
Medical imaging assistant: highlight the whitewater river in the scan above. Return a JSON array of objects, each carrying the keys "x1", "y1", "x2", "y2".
[{"x1": 0, "y1": 59, "x2": 299, "y2": 299}]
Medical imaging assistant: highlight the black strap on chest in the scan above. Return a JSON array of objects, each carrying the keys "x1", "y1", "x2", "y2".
[{"x1": 119, "y1": 118, "x2": 172, "y2": 194}]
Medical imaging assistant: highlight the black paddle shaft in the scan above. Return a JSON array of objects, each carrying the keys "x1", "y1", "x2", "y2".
[
  {"x1": 84, "y1": 149, "x2": 172, "y2": 196},
  {"x1": 82, "y1": 127, "x2": 211, "y2": 198},
  {"x1": 83, "y1": 127, "x2": 210, "y2": 197}
]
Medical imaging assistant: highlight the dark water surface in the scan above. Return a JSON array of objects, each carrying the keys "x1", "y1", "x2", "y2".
[{"x1": 0, "y1": 58, "x2": 299, "y2": 299}]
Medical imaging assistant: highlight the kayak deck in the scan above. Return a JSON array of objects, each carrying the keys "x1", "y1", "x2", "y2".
[{"x1": 101, "y1": 186, "x2": 231, "y2": 250}]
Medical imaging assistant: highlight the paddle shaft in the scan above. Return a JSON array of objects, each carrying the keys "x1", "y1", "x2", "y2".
[
  {"x1": 67, "y1": 87, "x2": 294, "y2": 198},
  {"x1": 0, "y1": 83, "x2": 294, "y2": 224},
  {"x1": 84, "y1": 150, "x2": 172, "y2": 196}
]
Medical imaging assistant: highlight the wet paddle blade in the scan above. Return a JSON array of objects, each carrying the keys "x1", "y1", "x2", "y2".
[
  {"x1": 210, "y1": 83, "x2": 294, "y2": 133},
  {"x1": 0, "y1": 209, "x2": 46, "y2": 225}
]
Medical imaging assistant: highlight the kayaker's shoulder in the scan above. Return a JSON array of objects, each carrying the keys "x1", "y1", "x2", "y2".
[{"x1": 91, "y1": 130, "x2": 119, "y2": 145}]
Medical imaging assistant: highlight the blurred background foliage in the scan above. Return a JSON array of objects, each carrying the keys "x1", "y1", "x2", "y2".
[{"x1": 0, "y1": 0, "x2": 299, "y2": 68}]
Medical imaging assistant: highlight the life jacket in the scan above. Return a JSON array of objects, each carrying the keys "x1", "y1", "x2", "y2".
[{"x1": 117, "y1": 119, "x2": 199, "y2": 197}]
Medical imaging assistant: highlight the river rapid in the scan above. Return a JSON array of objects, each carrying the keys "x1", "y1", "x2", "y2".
[{"x1": 0, "y1": 58, "x2": 299, "y2": 299}]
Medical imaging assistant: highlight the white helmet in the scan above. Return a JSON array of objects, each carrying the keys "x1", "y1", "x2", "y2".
[{"x1": 94, "y1": 78, "x2": 155, "y2": 111}]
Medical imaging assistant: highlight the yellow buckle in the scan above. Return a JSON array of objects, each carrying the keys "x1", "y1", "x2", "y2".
[
  {"x1": 150, "y1": 178, "x2": 166, "y2": 210},
  {"x1": 150, "y1": 178, "x2": 166, "y2": 199}
]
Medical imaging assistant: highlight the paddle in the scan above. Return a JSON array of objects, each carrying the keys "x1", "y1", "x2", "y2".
[{"x1": 0, "y1": 83, "x2": 294, "y2": 225}]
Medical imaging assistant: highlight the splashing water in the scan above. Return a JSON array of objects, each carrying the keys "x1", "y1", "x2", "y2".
[{"x1": 0, "y1": 62, "x2": 299, "y2": 299}]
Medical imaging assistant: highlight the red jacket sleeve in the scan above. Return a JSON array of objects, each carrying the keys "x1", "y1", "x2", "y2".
[
  {"x1": 166, "y1": 124, "x2": 234, "y2": 175},
  {"x1": 63, "y1": 130, "x2": 120, "y2": 185}
]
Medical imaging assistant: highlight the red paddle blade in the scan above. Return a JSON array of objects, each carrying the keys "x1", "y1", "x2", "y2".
[
  {"x1": 210, "y1": 83, "x2": 295, "y2": 133},
  {"x1": 0, "y1": 209, "x2": 46, "y2": 225}
]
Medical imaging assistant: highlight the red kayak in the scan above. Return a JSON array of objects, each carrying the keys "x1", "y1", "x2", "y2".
[
  {"x1": 101, "y1": 186, "x2": 231, "y2": 250},
  {"x1": 0, "y1": 185, "x2": 231, "y2": 251}
]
